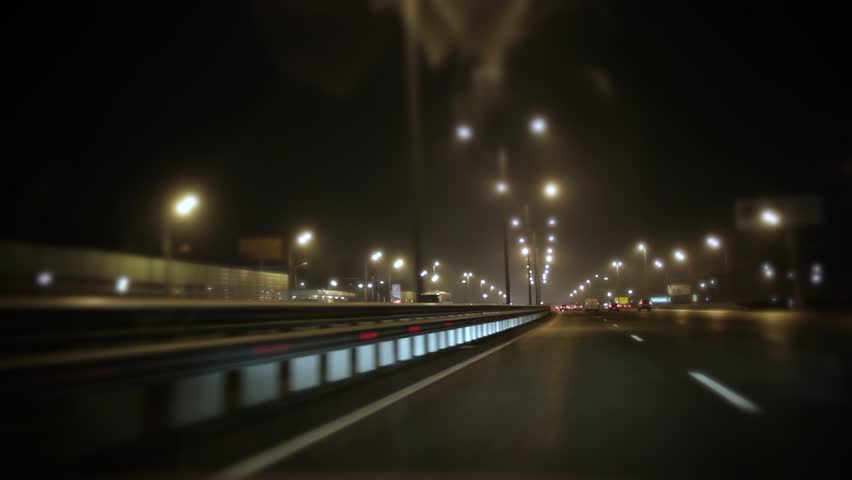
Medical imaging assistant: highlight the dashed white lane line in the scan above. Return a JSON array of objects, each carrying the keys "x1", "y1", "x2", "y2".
[
  {"x1": 688, "y1": 371, "x2": 762, "y2": 414},
  {"x1": 630, "y1": 334, "x2": 643, "y2": 342},
  {"x1": 211, "y1": 326, "x2": 542, "y2": 480},
  {"x1": 612, "y1": 324, "x2": 619, "y2": 327}
]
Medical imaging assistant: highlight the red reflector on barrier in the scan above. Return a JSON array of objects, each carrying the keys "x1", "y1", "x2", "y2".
[
  {"x1": 359, "y1": 331, "x2": 379, "y2": 340},
  {"x1": 444, "y1": 321, "x2": 453, "y2": 327},
  {"x1": 252, "y1": 343, "x2": 290, "y2": 356},
  {"x1": 408, "y1": 325, "x2": 421, "y2": 333}
]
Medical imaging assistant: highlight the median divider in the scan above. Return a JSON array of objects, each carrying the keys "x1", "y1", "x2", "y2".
[{"x1": 1, "y1": 303, "x2": 550, "y2": 463}]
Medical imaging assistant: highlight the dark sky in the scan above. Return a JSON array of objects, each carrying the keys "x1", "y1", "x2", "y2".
[{"x1": 3, "y1": 1, "x2": 850, "y2": 302}]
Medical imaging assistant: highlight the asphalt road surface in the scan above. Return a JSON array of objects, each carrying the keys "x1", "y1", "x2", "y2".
[{"x1": 92, "y1": 308, "x2": 852, "y2": 479}]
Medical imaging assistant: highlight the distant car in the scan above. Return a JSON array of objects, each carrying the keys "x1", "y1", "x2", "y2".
[
  {"x1": 606, "y1": 301, "x2": 620, "y2": 312},
  {"x1": 584, "y1": 298, "x2": 600, "y2": 312},
  {"x1": 636, "y1": 298, "x2": 652, "y2": 311}
]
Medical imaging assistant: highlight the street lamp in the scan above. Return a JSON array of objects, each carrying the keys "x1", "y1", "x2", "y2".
[
  {"x1": 673, "y1": 249, "x2": 687, "y2": 262},
  {"x1": 162, "y1": 193, "x2": 200, "y2": 261},
  {"x1": 495, "y1": 180, "x2": 509, "y2": 194},
  {"x1": 636, "y1": 242, "x2": 648, "y2": 297},
  {"x1": 431, "y1": 273, "x2": 440, "y2": 283},
  {"x1": 365, "y1": 250, "x2": 383, "y2": 301},
  {"x1": 548, "y1": 235, "x2": 556, "y2": 243},
  {"x1": 760, "y1": 208, "x2": 781, "y2": 227},
  {"x1": 543, "y1": 181, "x2": 559, "y2": 198},
  {"x1": 287, "y1": 229, "x2": 314, "y2": 295},
  {"x1": 456, "y1": 124, "x2": 473, "y2": 142},
  {"x1": 521, "y1": 247, "x2": 530, "y2": 256},
  {"x1": 329, "y1": 279, "x2": 338, "y2": 287},
  {"x1": 547, "y1": 217, "x2": 557, "y2": 227},
  {"x1": 510, "y1": 218, "x2": 521, "y2": 228},
  {"x1": 530, "y1": 115, "x2": 548, "y2": 136}
]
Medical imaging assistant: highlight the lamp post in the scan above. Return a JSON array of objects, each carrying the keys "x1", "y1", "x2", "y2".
[
  {"x1": 365, "y1": 250, "x2": 383, "y2": 302},
  {"x1": 636, "y1": 242, "x2": 647, "y2": 297},
  {"x1": 162, "y1": 193, "x2": 199, "y2": 295},
  {"x1": 288, "y1": 230, "x2": 313, "y2": 293}
]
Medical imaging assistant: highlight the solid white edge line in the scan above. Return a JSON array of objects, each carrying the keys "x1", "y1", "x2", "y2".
[
  {"x1": 688, "y1": 371, "x2": 762, "y2": 414},
  {"x1": 211, "y1": 322, "x2": 545, "y2": 480},
  {"x1": 630, "y1": 334, "x2": 644, "y2": 342}
]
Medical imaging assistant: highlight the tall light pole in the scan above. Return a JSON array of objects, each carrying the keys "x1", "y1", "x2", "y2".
[
  {"x1": 636, "y1": 242, "x2": 647, "y2": 297},
  {"x1": 162, "y1": 193, "x2": 199, "y2": 295},
  {"x1": 365, "y1": 250, "x2": 383, "y2": 302},
  {"x1": 288, "y1": 230, "x2": 313, "y2": 293},
  {"x1": 760, "y1": 208, "x2": 800, "y2": 307},
  {"x1": 162, "y1": 193, "x2": 200, "y2": 261},
  {"x1": 611, "y1": 260, "x2": 623, "y2": 295},
  {"x1": 388, "y1": 257, "x2": 405, "y2": 302}
]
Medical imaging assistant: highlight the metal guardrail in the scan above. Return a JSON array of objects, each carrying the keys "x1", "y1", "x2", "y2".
[{"x1": 3, "y1": 302, "x2": 551, "y2": 464}]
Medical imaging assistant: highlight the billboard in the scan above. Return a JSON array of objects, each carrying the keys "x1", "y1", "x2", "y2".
[
  {"x1": 667, "y1": 284, "x2": 692, "y2": 296},
  {"x1": 239, "y1": 237, "x2": 283, "y2": 261},
  {"x1": 735, "y1": 195, "x2": 824, "y2": 230}
]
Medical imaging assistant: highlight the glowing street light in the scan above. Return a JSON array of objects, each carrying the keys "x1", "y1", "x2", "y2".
[
  {"x1": 371, "y1": 251, "x2": 384, "y2": 262},
  {"x1": 296, "y1": 230, "x2": 313, "y2": 246},
  {"x1": 545, "y1": 255, "x2": 553, "y2": 263},
  {"x1": 547, "y1": 217, "x2": 557, "y2": 226},
  {"x1": 420, "y1": 270, "x2": 428, "y2": 277},
  {"x1": 543, "y1": 181, "x2": 559, "y2": 198},
  {"x1": 358, "y1": 283, "x2": 364, "y2": 289},
  {"x1": 761, "y1": 208, "x2": 781, "y2": 227},
  {"x1": 637, "y1": 242, "x2": 646, "y2": 253},
  {"x1": 518, "y1": 237, "x2": 526, "y2": 244},
  {"x1": 673, "y1": 249, "x2": 687, "y2": 262},
  {"x1": 393, "y1": 258, "x2": 405, "y2": 269},
  {"x1": 329, "y1": 279, "x2": 338, "y2": 287},
  {"x1": 579, "y1": 285, "x2": 585, "y2": 291},
  {"x1": 654, "y1": 259, "x2": 664, "y2": 269},
  {"x1": 548, "y1": 235, "x2": 556, "y2": 243},
  {"x1": 456, "y1": 124, "x2": 473, "y2": 142},
  {"x1": 586, "y1": 279, "x2": 591, "y2": 284},
  {"x1": 174, "y1": 194, "x2": 199, "y2": 217},
  {"x1": 521, "y1": 247, "x2": 530, "y2": 256},
  {"x1": 431, "y1": 274, "x2": 440, "y2": 283},
  {"x1": 511, "y1": 217, "x2": 521, "y2": 228},
  {"x1": 546, "y1": 247, "x2": 553, "y2": 254},
  {"x1": 530, "y1": 115, "x2": 548, "y2": 135},
  {"x1": 496, "y1": 181, "x2": 509, "y2": 194},
  {"x1": 705, "y1": 235, "x2": 721, "y2": 249}
]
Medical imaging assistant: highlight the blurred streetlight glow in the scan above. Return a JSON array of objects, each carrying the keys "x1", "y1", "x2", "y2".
[
  {"x1": 431, "y1": 274, "x2": 440, "y2": 283},
  {"x1": 518, "y1": 237, "x2": 526, "y2": 244},
  {"x1": 607, "y1": 291, "x2": 612, "y2": 297},
  {"x1": 673, "y1": 249, "x2": 687, "y2": 262},
  {"x1": 371, "y1": 251, "x2": 383, "y2": 262},
  {"x1": 482, "y1": 293, "x2": 488, "y2": 299},
  {"x1": 480, "y1": 279, "x2": 486, "y2": 285},
  {"x1": 579, "y1": 285, "x2": 585, "y2": 291},
  {"x1": 548, "y1": 235, "x2": 556, "y2": 242},
  {"x1": 761, "y1": 208, "x2": 781, "y2": 226},
  {"x1": 530, "y1": 116, "x2": 548, "y2": 135},
  {"x1": 637, "y1": 242, "x2": 646, "y2": 252},
  {"x1": 393, "y1": 258, "x2": 405, "y2": 269},
  {"x1": 496, "y1": 181, "x2": 509, "y2": 194},
  {"x1": 586, "y1": 279, "x2": 591, "y2": 284},
  {"x1": 490, "y1": 285, "x2": 495, "y2": 291},
  {"x1": 547, "y1": 217, "x2": 557, "y2": 226},
  {"x1": 521, "y1": 247, "x2": 530, "y2": 256},
  {"x1": 420, "y1": 270, "x2": 428, "y2": 277},
  {"x1": 367, "y1": 283, "x2": 373, "y2": 288},
  {"x1": 296, "y1": 230, "x2": 313, "y2": 246},
  {"x1": 358, "y1": 283, "x2": 364, "y2": 289},
  {"x1": 654, "y1": 259, "x2": 664, "y2": 269},
  {"x1": 543, "y1": 181, "x2": 559, "y2": 198},
  {"x1": 705, "y1": 235, "x2": 721, "y2": 249},
  {"x1": 546, "y1": 255, "x2": 553, "y2": 263},
  {"x1": 511, "y1": 217, "x2": 521, "y2": 227},
  {"x1": 628, "y1": 289, "x2": 634, "y2": 295},
  {"x1": 329, "y1": 279, "x2": 338, "y2": 287},
  {"x1": 434, "y1": 261, "x2": 440, "y2": 267},
  {"x1": 456, "y1": 124, "x2": 473, "y2": 141},
  {"x1": 174, "y1": 194, "x2": 199, "y2": 217},
  {"x1": 547, "y1": 247, "x2": 553, "y2": 254}
]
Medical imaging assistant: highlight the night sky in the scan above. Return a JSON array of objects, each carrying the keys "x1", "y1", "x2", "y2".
[{"x1": 4, "y1": 1, "x2": 850, "y2": 302}]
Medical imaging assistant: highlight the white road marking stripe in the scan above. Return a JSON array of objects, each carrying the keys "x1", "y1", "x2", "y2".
[
  {"x1": 211, "y1": 325, "x2": 543, "y2": 480},
  {"x1": 688, "y1": 371, "x2": 762, "y2": 414},
  {"x1": 612, "y1": 324, "x2": 619, "y2": 327},
  {"x1": 630, "y1": 334, "x2": 644, "y2": 342}
]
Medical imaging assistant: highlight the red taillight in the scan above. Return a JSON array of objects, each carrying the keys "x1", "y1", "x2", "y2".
[
  {"x1": 253, "y1": 343, "x2": 290, "y2": 356},
  {"x1": 444, "y1": 321, "x2": 453, "y2": 327},
  {"x1": 408, "y1": 325, "x2": 421, "y2": 333},
  {"x1": 359, "y1": 331, "x2": 379, "y2": 340}
]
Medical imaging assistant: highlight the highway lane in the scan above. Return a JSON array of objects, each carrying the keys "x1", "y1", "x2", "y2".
[{"x1": 227, "y1": 308, "x2": 851, "y2": 479}]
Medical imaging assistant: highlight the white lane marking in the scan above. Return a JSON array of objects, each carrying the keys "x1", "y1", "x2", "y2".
[
  {"x1": 688, "y1": 371, "x2": 762, "y2": 414},
  {"x1": 212, "y1": 325, "x2": 543, "y2": 480},
  {"x1": 612, "y1": 324, "x2": 619, "y2": 327},
  {"x1": 630, "y1": 334, "x2": 644, "y2": 342}
]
